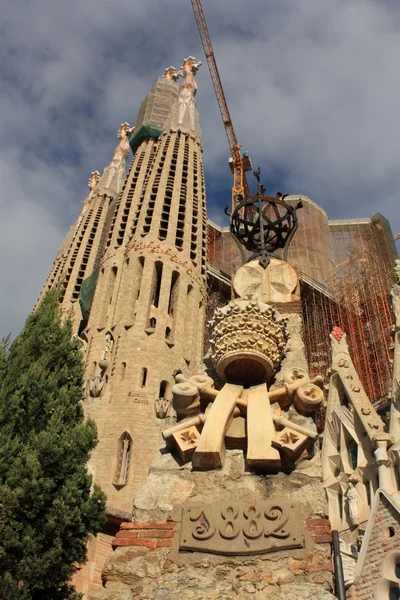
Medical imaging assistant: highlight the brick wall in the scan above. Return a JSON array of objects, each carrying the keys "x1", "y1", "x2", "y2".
[
  {"x1": 72, "y1": 532, "x2": 114, "y2": 598},
  {"x1": 346, "y1": 495, "x2": 400, "y2": 599}
]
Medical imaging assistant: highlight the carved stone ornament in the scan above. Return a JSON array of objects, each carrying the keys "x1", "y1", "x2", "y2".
[
  {"x1": 155, "y1": 396, "x2": 171, "y2": 419},
  {"x1": 209, "y1": 300, "x2": 288, "y2": 386},
  {"x1": 233, "y1": 258, "x2": 299, "y2": 304},
  {"x1": 177, "y1": 56, "x2": 201, "y2": 132},
  {"x1": 87, "y1": 359, "x2": 108, "y2": 398},
  {"x1": 179, "y1": 499, "x2": 304, "y2": 555},
  {"x1": 395, "y1": 258, "x2": 400, "y2": 283}
]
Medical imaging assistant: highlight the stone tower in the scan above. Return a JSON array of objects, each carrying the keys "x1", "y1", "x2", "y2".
[
  {"x1": 37, "y1": 122, "x2": 133, "y2": 331},
  {"x1": 82, "y1": 58, "x2": 207, "y2": 513}
]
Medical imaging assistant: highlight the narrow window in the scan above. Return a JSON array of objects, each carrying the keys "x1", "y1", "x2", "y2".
[
  {"x1": 364, "y1": 480, "x2": 371, "y2": 505},
  {"x1": 168, "y1": 271, "x2": 180, "y2": 316},
  {"x1": 141, "y1": 367, "x2": 148, "y2": 388},
  {"x1": 121, "y1": 362, "x2": 126, "y2": 381},
  {"x1": 152, "y1": 262, "x2": 163, "y2": 308},
  {"x1": 146, "y1": 261, "x2": 163, "y2": 331},
  {"x1": 159, "y1": 380, "x2": 169, "y2": 398},
  {"x1": 348, "y1": 439, "x2": 358, "y2": 470},
  {"x1": 114, "y1": 432, "x2": 132, "y2": 486},
  {"x1": 100, "y1": 266, "x2": 118, "y2": 327},
  {"x1": 183, "y1": 285, "x2": 194, "y2": 362},
  {"x1": 338, "y1": 493, "x2": 343, "y2": 520}
]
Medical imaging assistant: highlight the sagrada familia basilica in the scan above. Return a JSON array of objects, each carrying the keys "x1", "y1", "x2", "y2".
[{"x1": 38, "y1": 55, "x2": 400, "y2": 600}]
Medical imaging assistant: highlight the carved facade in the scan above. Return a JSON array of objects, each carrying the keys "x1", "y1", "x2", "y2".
[
  {"x1": 82, "y1": 59, "x2": 207, "y2": 514},
  {"x1": 35, "y1": 53, "x2": 400, "y2": 600}
]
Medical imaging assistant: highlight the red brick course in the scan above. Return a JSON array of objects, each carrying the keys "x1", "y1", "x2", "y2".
[
  {"x1": 112, "y1": 538, "x2": 157, "y2": 549},
  {"x1": 112, "y1": 522, "x2": 176, "y2": 549},
  {"x1": 306, "y1": 518, "x2": 332, "y2": 544},
  {"x1": 120, "y1": 522, "x2": 175, "y2": 530}
]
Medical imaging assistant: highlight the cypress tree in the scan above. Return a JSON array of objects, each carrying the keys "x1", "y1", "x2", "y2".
[{"x1": 0, "y1": 290, "x2": 106, "y2": 600}]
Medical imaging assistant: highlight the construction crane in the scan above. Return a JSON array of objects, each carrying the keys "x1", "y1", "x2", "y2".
[
  {"x1": 394, "y1": 232, "x2": 400, "y2": 242},
  {"x1": 191, "y1": 0, "x2": 252, "y2": 212}
]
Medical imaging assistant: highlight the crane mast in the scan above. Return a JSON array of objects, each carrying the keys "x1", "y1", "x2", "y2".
[{"x1": 191, "y1": 0, "x2": 251, "y2": 211}]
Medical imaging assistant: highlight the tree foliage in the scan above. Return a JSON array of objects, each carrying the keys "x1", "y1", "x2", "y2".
[{"x1": 0, "y1": 291, "x2": 106, "y2": 600}]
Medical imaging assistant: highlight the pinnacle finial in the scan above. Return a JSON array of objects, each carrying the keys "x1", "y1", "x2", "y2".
[
  {"x1": 177, "y1": 56, "x2": 202, "y2": 79},
  {"x1": 88, "y1": 171, "x2": 100, "y2": 191},
  {"x1": 163, "y1": 66, "x2": 179, "y2": 81},
  {"x1": 118, "y1": 122, "x2": 134, "y2": 141}
]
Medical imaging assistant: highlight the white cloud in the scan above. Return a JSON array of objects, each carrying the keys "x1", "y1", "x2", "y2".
[{"x1": 1, "y1": 0, "x2": 399, "y2": 337}]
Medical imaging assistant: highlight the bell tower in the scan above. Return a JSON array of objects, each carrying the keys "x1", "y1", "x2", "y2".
[{"x1": 83, "y1": 58, "x2": 207, "y2": 513}]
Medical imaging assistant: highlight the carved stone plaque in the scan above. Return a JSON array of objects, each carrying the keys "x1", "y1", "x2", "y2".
[{"x1": 179, "y1": 500, "x2": 304, "y2": 555}]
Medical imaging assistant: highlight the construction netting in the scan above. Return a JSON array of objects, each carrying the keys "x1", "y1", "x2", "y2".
[
  {"x1": 129, "y1": 125, "x2": 162, "y2": 154},
  {"x1": 79, "y1": 268, "x2": 100, "y2": 324},
  {"x1": 131, "y1": 76, "x2": 179, "y2": 153}
]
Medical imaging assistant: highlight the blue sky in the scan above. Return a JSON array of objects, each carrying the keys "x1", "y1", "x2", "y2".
[{"x1": 1, "y1": 0, "x2": 400, "y2": 338}]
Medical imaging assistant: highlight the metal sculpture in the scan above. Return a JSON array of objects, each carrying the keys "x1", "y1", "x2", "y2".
[{"x1": 228, "y1": 169, "x2": 303, "y2": 268}]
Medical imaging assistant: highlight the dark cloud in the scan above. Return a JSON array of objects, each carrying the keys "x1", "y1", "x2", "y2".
[{"x1": 1, "y1": 0, "x2": 399, "y2": 337}]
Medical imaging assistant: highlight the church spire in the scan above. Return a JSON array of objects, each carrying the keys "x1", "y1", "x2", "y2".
[{"x1": 95, "y1": 122, "x2": 133, "y2": 196}]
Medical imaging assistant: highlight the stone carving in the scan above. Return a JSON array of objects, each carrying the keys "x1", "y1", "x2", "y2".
[
  {"x1": 126, "y1": 240, "x2": 206, "y2": 297},
  {"x1": 322, "y1": 327, "x2": 390, "y2": 533},
  {"x1": 177, "y1": 56, "x2": 201, "y2": 131},
  {"x1": 272, "y1": 427, "x2": 308, "y2": 457},
  {"x1": 85, "y1": 332, "x2": 114, "y2": 399},
  {"x1": 209, "y1": 300, "x2": 288, "y2": 386},
  {"x1": 340, "y1": 538, "x2": 358, "y2": 586},
  {"x1": 98, "y1": 122, "x2": 133, "y2": 193},
  {"x1": 163, "y1": 65, "x2": 179, "y2": 81},
  {"x1": 101, "y1": 331, "x2": 114, "y2": 362},
  {"x1": 87, "y1": 359, "x2": 108, "y2": 399},
  {"x1": 163, "y1": 291, "x2": 322, "y2": 472},
  {"x1": 346, "y1": 483, "x2": 359, "y2": 526},
  {"x1": 172, "y1": 426, "x2": 200, "y2": 462},
  {"x1": 155, "y1": 396, "x2": 171, "y2": 419},
  {"x1": 164, "y1": 370, "x2": 322, "y2": 471},
  {"x1": 180, "y1": 499, "x2": 304, "y2": 555},
  {"x1": 171, "y1": 372, "x2": 213, "y2": 419},
  {"x1": 233, "y1": 258, "x2": 299, "y2": 303},
  {"x1": 88, "y1": 170, "x2": 100, "y2": 193},
  {"x1": 329, "y1": 328, "x2": 384, "y2": 435},
  {"x1": 395, "y1": 258, "x2": 400, "y2": 283}
]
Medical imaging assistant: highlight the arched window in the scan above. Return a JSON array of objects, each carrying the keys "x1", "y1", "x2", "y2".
[{"x1": 114, "y1": 432, "x2": 132, "y2": 486}]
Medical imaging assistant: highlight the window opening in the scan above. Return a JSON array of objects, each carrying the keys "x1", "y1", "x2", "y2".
[
  {"x1": 348, "y1": 439, "x2": 358, "y2": 470},
  {"x1": 114, "y1": 432, "x2": 132, "y2": 486},
  {"x1": 141, "y1": 367, "x2": 148, "y2": 388}
]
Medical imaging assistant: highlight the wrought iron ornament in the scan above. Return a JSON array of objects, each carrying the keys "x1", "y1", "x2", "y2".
[{"x1": 228, "y1": 169, "x2": 303, "y2": 268}]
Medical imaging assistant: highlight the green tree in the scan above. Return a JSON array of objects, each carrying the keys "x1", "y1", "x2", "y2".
[{"x1": 0, "y1": 290, "x2": 106, "y2": 600}]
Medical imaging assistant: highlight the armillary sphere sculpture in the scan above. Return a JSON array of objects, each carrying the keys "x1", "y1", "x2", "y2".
[{"x1": 227, "y1": 169, "x2": 303, "y2": 268}]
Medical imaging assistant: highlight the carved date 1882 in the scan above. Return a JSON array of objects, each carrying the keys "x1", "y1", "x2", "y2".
[{"x1": 179, "y1": 499, "x2": 304, "y2": 555}]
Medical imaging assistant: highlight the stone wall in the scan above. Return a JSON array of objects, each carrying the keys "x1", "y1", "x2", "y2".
[{"x1": 89, "y1": 448, "x2": 335, "y2": 600}]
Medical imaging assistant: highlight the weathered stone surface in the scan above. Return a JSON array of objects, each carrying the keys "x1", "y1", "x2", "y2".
[
  {"x1": 134, "y1": 446, "x2": 327, "y2": 522},
  {"x1": 89, "y1": 581, "x2": 134, "y2": 600},
  {"x1": 91, "y1": 546, "x2": 335, "y2": 600},
  {"x1": 103, "y1": 547, "x2": 169, "y2": 584},
  {"x1": 134, "y1": 473, "x2": 195, "y2": 518}
]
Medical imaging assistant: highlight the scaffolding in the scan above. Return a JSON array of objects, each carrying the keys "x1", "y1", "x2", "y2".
[
  {"x1": 207, "y1": 212, "x2": 397, "y2": 416},
  {"x1": 302, "y1": 246, "x2": 395, "y2": 415},
  {"x1": 207, "y1": 222, "x2": 244, "y2": 277}
]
